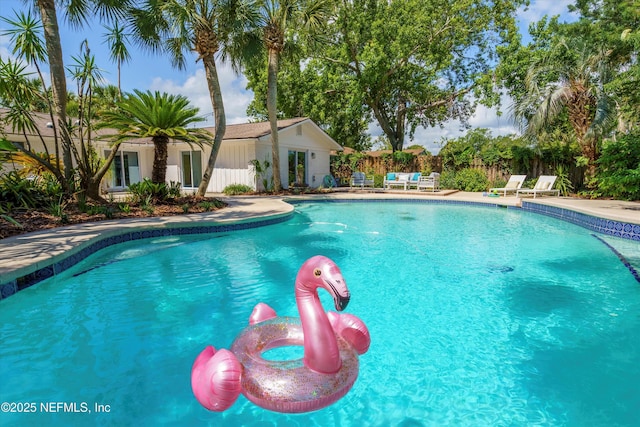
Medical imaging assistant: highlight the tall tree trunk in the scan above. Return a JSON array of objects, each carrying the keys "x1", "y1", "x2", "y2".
[
  {"x1": 568, "y1": 95, "x2": 598, "y2": 179},
  {"x1": 197, "y1": 56, "x2": 226, "y2": 197},
  {"x1": 85, "y1": 144, "x2": 122, "y2": 202},
  {"x1": 267, "y1": 48, "x2": 282, "y2": 192},
  {"x1": 37, "y1": 0, "x2": 73, "y2": 191},
  {"x1": 151, "y1": 135, "x2": 169, "y2": 184},
  {"x1": 368, "y1": 96, "x2": 402, "y2": 152}
]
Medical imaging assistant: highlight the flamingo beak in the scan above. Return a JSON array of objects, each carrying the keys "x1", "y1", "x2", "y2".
[{"x1": 336, "y1": 293, "x2": 350, "y2": 311}]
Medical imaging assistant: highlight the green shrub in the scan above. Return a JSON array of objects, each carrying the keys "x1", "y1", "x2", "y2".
[
  {"x1": 48, "y1": 195, "x2": 68, "y2": 222},
  {"x1": 554, "y1": 165, "x2": 574, "y2": 196},
  {"x1": 223, "y1": 184, "x2": 253, "y2": 195},
  {"x1": 199, "y1": 201, "x2": 217, "y2": 211},
  {"x1": 595, "y1": 134, "x2": 640, "y2": 200},
  {"x1": 0, "y1": 171, "x2": 62, "y2": 210},
  {"x1": 85, "y1": 205, "x2": 115, "y2": 219},
  {"x1": 167, "y1": 181, "x2": 182, "y2": 198},
  {"x1": 444, "y1": 168, "x2": 490, "y2": 191},
  {"x1": 439, "y1": 171, "x2": 456, "y2": 190},
  {"x1": 128, "y1": 178, "x2": 169, "y2": 204}
]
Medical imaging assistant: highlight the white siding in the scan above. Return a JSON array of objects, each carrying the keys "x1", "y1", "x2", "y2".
[{"x1": 207, "y1": 142, "x2": 254, "y2": 193}]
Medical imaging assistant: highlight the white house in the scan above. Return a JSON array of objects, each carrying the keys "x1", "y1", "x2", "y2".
[{"x1": 1, "y1": 110, "x2": 343, "y2": 193}]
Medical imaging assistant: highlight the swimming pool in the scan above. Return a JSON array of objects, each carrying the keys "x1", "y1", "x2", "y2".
[{"x1": 1, "y1": 201, "x2": 639, "y2": 426}]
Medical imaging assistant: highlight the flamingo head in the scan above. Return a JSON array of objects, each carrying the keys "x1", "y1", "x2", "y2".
[{"x1": 296, "y1": 255, "x2": 350, "y2": 311}]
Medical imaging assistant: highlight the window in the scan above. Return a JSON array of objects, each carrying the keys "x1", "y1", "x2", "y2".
[
  {"x1": 107, "y1": 151, "x2": 140, "y2": 188},
  {"x1": 181, "y1": 151, "x2": 202, "y2": 188}
]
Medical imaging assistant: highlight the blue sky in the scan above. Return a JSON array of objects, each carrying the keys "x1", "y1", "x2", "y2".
[{"x1": 0, "y1": 0, "x2": 578, "y2": 153}]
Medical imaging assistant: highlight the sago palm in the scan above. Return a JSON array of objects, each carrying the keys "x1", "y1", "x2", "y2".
[{"x1": 97, "y1": 90, "x2": 213, "y2": 184}]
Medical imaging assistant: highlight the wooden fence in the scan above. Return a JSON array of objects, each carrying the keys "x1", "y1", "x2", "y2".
[{"x1": 331, "y1": 154, "x2": 585, "y2": 188}]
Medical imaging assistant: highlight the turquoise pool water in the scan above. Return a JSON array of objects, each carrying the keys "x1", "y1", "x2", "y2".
[{"x1": 1, "y1": 202, "x2": 639, "y2": 426}]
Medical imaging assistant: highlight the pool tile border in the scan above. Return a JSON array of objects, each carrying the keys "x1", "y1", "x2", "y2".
[
  {"x1": 520, "y1": 201, "x2": 640, "y2": 241},
  {"x1": 2, "y1": 197, "x2": 639, "y2": 301},
  {"x1": 0, "y1": 214, "x2": 291, "y2": 301}
]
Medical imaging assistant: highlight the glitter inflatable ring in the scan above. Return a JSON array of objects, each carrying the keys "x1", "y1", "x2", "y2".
[
  {"x1": 230, "y1": 316, "x2": 360, "y2": 413},
  {"x1": 191, "y1": 256, "x2": 371, "y2": 413}
]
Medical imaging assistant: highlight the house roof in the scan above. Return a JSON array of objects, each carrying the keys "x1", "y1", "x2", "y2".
[
  {"x1": 204, "y1": 117, "x2": 309, "y2": 140},
  {"x1": 1, "y1": 110, "x2": 334, "y2": 146}
]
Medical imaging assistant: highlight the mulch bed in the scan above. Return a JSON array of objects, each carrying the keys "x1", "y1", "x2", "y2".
[{"x1": 0, "y1": 196, "x2": 227, "y2": 240}]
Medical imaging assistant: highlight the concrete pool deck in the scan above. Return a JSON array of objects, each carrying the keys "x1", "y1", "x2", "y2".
[{"x1": 1, "y1": 191, "x2": 639, "y2": 296}]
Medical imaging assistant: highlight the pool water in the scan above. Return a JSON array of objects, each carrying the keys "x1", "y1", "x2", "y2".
[{"x1": 1, "y1": 202, "x2": 639, "y2": 426}]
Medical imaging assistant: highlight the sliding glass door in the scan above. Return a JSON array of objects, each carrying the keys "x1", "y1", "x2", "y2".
[{"x1": 288, "y1": 150, "x2": 307, "y2": 186}]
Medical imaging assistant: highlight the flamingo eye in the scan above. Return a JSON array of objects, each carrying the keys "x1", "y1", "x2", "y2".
[{"x1": 313, "y1": 268, "x2": 322, "y2": 277}]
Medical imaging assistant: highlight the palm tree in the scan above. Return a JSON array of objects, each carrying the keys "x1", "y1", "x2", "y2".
[
  {"x1": 12, "y1": 1, "x2": 131, "y2": 194},
  {"x1": 129, "y1": 0, "x2": 253, "y2": 197},
  {"x1": 0, "y1": 58, "x2": 66, "y2": 186},
  {"x1": 97, "y1": 90, "x2": 213, "y2": 184},
  {"x1": 513, "y1": 40, "x2": 617, "y2": 178},
  {"x1": 254, "y1": 0, "x2": 328, "y2": 191},
  {"x1": 102, "y1": 22, "x2": 131, "y2": 97},
  {"x1": 66, "y1": 39, "x2": 120, "y2": 202},
  {"x1": 1, "y1": 10, "x2": 67, "y2": 188}
]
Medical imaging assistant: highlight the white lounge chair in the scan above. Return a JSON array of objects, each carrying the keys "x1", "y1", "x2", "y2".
[
  {"x1": 489, "y1": 174, "x2": 527, "y2": 196},
  {"x1": 417, "y1": 172, "x2": 440, "y2": 192},
  {"x1": 516, "y1": 175, "x2": 560, "y2": 198},
  {"x1": 350, "y1": 172, "x2": 374, "y2": 189}
]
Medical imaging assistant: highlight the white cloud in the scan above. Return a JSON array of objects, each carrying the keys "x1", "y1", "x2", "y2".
[
  {"x1": 517, "y1": 0, "x2": 578, "y2": 29},
  {"x1": 149, "y1": 63, "x2": 253, "y2": 127},
  {"x1": 398, "y1": 93, "x2": 520, "y2": 154}
]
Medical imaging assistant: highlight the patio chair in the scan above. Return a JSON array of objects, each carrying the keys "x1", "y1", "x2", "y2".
[
  {"x1": 417, "y1": 172, "x2": 440, "y2": 192},
  {"x1": 407, "y1": 172, "x2": 423, "y2": 190},
  {"x1": 384, "y1": 172, "x2": 412, "y2": 190},
  {"x1": 350, "y1": 172, "x2": 374, "y2": 189},
  {"x1": 516, "y1": 175, "x2": 560, "y2": 198},
  {"x1": 489, "y1": 174, "x2": 527, "y2": 196}
]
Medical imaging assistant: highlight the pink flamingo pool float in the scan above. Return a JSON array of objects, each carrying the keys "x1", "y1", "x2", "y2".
[{"x1": 191, "y1": 255, "x2": 371, "y2": 413}]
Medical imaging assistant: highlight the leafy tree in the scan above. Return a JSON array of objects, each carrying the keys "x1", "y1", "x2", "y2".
[
  {"x1": 564, "y1": 1, "x2": 639, "y2": 131},
  {"x1": 312, "y1": 0, "x2": 524, "y2": 152},
  {"x1": 245, "y1": 52, "x2": 372, "y2": 151},
  {"x1": 96, "y1": 90, "x2": 213, "y2": 185},
  {"x1": 496, "y1": 16, "x2": 566, "y2": 106},
  {"x1": 129, "y1": 0, "x2": 253, "y2": 197}
]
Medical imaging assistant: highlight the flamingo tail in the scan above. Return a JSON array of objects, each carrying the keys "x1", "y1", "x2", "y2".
[
  {"x1": 249, "y1": 302, "x2": 278, "y2": 325},
  {"x1": 191, "y1": 346, "x2": 242, "y2": 411}
]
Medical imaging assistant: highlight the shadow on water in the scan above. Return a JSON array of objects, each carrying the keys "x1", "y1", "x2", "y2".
[
  {"x1": 506, "y1": 277, "x2": 640, "y2": 425},
  {"x1": 506, "y1": 279, "x2": 584, "y2": 317}
]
